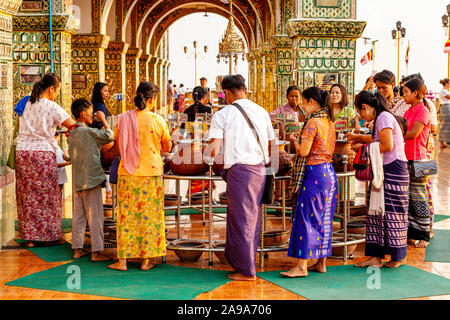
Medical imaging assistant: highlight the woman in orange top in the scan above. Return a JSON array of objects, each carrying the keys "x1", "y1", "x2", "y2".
[
  {"x1": 108, "y1": 82, "x2": 172, "y2": 271},
  {"x1": 282, "y1": 87, "x2": 337, "y2": 278}
]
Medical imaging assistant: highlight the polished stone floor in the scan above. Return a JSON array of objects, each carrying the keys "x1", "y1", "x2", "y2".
[{"x1": 1, "y1": 139, "x2": 449, "y2": 300}]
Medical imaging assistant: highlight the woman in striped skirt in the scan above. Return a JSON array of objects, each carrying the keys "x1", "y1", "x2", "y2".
[
  {"x1": 403, "y1": 79, "x2": 432, "y2": 248},
  {"x1": 346, "y1": 91, "x2": 409, "y2": 268}
]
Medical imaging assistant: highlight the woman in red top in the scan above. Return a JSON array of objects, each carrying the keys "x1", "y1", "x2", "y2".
[{"x1": 402, "y1": 79, "x2": 432, "y2": 248}]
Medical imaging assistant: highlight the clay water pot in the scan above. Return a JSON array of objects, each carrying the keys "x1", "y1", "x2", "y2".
[
  {"x1": 101, "y1": 142, "x2": 120, "y2": 167},
  {"x1": 333, "y1": 141, "x2": 356, "y2": 172},
  {"x1": 172, "y1": 240, "x2": 205, "y2": 262},
  {"x1": 277, "y1": 151, "x2": 295, "y2": 177},
  {"x1": 263, "y1": 230, "x2": 290, "y2": 247},
  {"x1": 170, "y1": 140, "x2": 209, "y2": 176},
  {"x1": 218, "y1": 192, "x2": 227, "y2": 205},
  {"x1": 213, "y1": 242, "x2": 229, "y2": 265},
  {"x1": 212, "y1": 153, "x2": 224, "y2": 176},
  {"x1": 164, "y1": 194, "x2": 180, "y2": 207},
  {"x1": 162, "y1": 152, "x2": 174, "y2": 173}
]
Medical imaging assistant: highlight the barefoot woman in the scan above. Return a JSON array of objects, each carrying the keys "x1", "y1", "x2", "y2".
[
  {"x1": 281, "y1": 87, "x2": 337, "y2": 278},
  {"x1": 403, "y1": 79, "x2": 433, "y2": 249},
  {"x1": 348, "y1": 92, "x2": 409, "y2": 268},
  {"x1": 108, "y1": 82, "x2": 172, "y2": 271}
]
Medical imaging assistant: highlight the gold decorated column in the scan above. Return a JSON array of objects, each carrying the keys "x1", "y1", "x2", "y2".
[
  {"x1": 262, "y1": 42, "x2": 275, "y2": 112},
  {"x1": 105, "y1": 40, "x2": 129, "y2": 114},
  {"x1": 125, "y1": 47, "x2": 143, "y2": 110},
  {"x1": 255, "y1": 49, "x2": 264, "y2": 107},
  {"x1": 140, "y1": 54, "x2": 151, "y2": 83},
  {"x1": 247, "y1": 52, "x2": 256, "y2": 102},
  {"x1": 155, "y1": 57, "x2": 163, "y2": 115},
  {"x1": 273, "y1": 35, "x2": 294, "y2": 108},
  {"x1": 71, "y1": 33, "x2": 110, "y2": 102}
]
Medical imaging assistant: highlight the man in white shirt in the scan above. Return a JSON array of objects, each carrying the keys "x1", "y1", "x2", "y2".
[{"x1": 207, "y1": 75, "x2": 276, "y2": 281}]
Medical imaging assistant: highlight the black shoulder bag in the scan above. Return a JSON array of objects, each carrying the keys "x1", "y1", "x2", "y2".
[{"x1": 232, "y1": 103, "x2": 275, "y2": 205}]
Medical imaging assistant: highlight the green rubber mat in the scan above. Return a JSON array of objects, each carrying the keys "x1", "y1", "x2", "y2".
[
  {"x1": 15, "y1": 218, "x2": 73, "y2": 233},
  {"x1": 257, "y1": 264, "x2": 450, "y2": 300},
  {"x1": 434, "y1": 214, "x2": 450, "y2": 224},
  {"x1": 426, "y1": 229, "x2": 450, "y2": 263},
  {"x1": 6, "y1": 259, "x2": 231, "y2": 300},
  {"x1": 14, "y1": 239, "x2": 74, "y2": 262}
]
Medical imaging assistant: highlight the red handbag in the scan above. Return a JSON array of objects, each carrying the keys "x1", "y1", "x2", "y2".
[{"x1": 354, "y1": 144, "x2": 373, "y2": 182}]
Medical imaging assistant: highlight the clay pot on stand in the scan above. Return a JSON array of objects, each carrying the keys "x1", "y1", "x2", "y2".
[
  {"x1": 332, "y1": 141, "x2": 356, "y2": 173},
  {"x1": 101, "y1": 142, "x2": 120, "y2": 168},
  {"x1": 275, "y1": 141, "x2": 294, "y2": 177},
  {"x1": 212, "y1": 152, "x2": 224, "y2": 176},
  {"x1": 170, "y1": 140, "x2": 209, "y2": 176}
]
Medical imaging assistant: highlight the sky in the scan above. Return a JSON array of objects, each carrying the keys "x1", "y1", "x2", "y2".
[{"x1": 169, "y1": 1, "x2": 450, "y2": 94}]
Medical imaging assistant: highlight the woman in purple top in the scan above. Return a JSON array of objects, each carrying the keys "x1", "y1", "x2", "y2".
[
  {"x1": 347, "y1": 91, "x2": 409, "y2": 269},
  {"x1": 270, "y1": 86, "x2": 308, "y2": 123}
]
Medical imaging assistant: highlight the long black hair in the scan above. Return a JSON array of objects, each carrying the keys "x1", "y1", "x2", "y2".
[
  {"x1": 192, "y1": 86, "x2": 207, "y2": 115},
  {"x1": 354, "y1": 91, "x2": 402, "y2": 136},
  {"x1": 301, "y1": 87, "x2": 334, "y2": 121},
  {"x1": 30, "y1": 73, "x2": 61, "y2": 104},
  {"x1": 92, "y1": 82, "x2": 107, "y2": 106},
  {"x1": 134, "y1": 82, "x2": 160, "y2": 110},
  {"x1": 403, "y1": 78, "x2": 430, "y2": 111}
]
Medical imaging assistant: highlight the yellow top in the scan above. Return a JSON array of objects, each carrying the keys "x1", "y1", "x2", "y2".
[{"x1": 115, "y1": 111, "x2": 171, "y2": 177}]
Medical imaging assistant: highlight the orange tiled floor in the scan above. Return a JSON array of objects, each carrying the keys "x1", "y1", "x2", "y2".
[{"x1": 1, "y1": 139, "x2": 450, "y2": 300}]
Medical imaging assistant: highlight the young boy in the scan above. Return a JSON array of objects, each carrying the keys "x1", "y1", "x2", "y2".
[{"x1": 68, "y1": 98, "x2": 114, "y2": 261}]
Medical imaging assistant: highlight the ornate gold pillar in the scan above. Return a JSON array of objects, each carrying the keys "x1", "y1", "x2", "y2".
[
  {"x1": 71, "y1": 33, "x2": 110, "y2": 102},
  {"x1": 125, "y1": 47, "x2": 142, "y2": 110},
  {"x1": 255, "y1": 49, "x2": 264, "y2": 107},
  {"x1": 105, "y1": 40, "x2": 129, "y2": 114},
  {"x1": 247, "y1": 52, "x2": 256, "y2": 102},
  {"x1": 148, "y1": 56, "x2": 158, "y2": 83},
  {"x1": 155, "y1": 58, "x2": 163, "y2": 115},
  {"x1": 161, "y1": 59, "x2": 169, "y2": 117},
  {"x1": 262, "y1": 43, "x2": 275, "y2": 112},
  {"x1": 273, "y1": 35, "x2": 294, "y2": 108},
  {"x1": 139, "y1": 54, "x2": 151, "y2": 83}
]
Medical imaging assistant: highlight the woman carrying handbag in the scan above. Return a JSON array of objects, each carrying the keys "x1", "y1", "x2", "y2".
[{"x1": 347, "y1": 92, "x2": 409, "y2": 268}]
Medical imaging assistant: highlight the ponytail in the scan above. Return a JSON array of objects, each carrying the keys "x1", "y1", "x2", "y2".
[
  {"x1": 354, "y1": 91, "x2": 404, "y2": 136},
  {"x1": 134, "y1": 92, "x2": 146, "y2": 111},
  {"x1": 29, "y1": 73, "x2": 61, "y2": 104},
  {"x1": 134, "y1": 81, "x2": 160, "y2": 111},
  {"x1": 302, "y1": 87, "x2": 334, "y2": 121},
  {"x1": 192, "y1": 86, "x2": 207, "y2": 115}
]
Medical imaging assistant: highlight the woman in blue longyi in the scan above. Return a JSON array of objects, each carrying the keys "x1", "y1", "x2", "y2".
[{"x1": 281, "y1": 87, "x2": 338, "y2": 278}]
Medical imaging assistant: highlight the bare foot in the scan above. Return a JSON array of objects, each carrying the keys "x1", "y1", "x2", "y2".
[
  {"x1": 108, "y1": 261, "x2": 127, "y2": 271},
  {"x1": 141, "y1": 262, "x2": 155, "y2": 271},
  {"x1": 25, "y1": 241, "x2": 35, "y2": 248},
  {"x1": 354, "y1": 257, "x2": 382, "y2": 268},
  {"x1": 308, "y1": 259, "x2": 327, "y2": 273},
  {"x1": 91, "y1": 252, "x2": 111, "y2": 262},
  {"x1": 415, "y1": 240, "x2": 429, "y2": 248},
  {"x1": 73, "y1": 249, "x2": 88, "y2": 259},
  {"x1": 227, "y1": 273, "x2": 257, "y2": 281},
  {"x1": 280, "y1": 267, "x2": 308, "y2": 278},
  {"x1": 383, "y1": 258, "x2": 407, "y2": 268}
]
